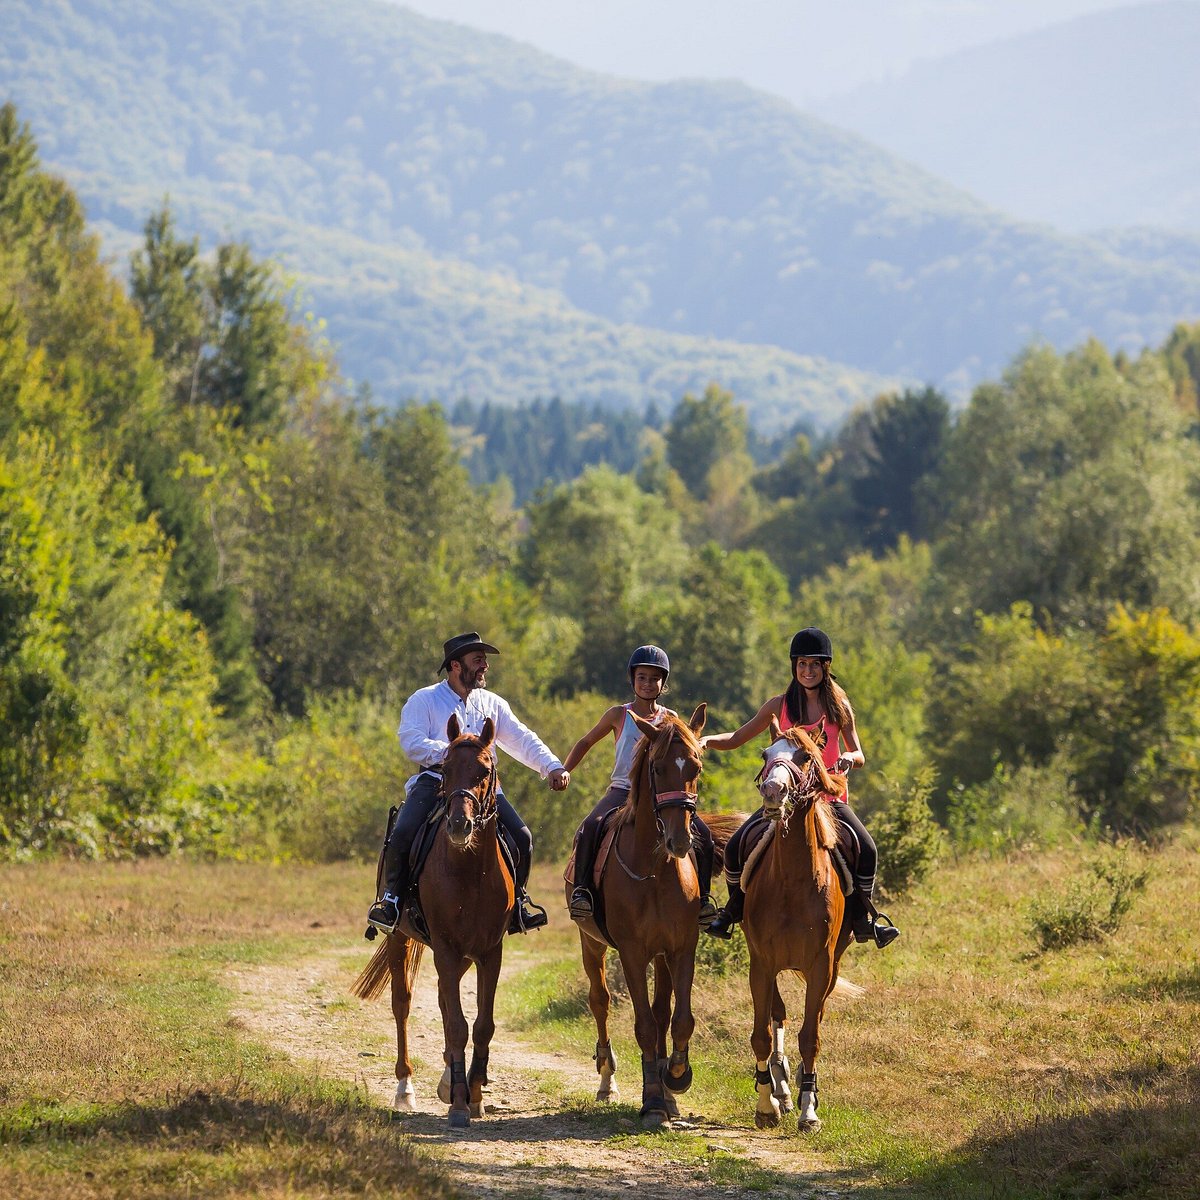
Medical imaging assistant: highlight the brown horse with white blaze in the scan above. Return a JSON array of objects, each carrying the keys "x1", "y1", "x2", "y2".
[
  {"x1": 742, "y1": 716, "x2": 855, "y2": 1132},
  {"x1": 569, "y1": 705, "x2": 709, "y2": 1128},
  {"x1": 352, "y1": 714, "x2": 513, "y2": 1128}
]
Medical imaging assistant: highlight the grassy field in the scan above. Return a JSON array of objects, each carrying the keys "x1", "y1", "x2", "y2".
[
  {"x1": 0, "y1": 861, "x2": 456, "y2": 1200},
  {"x1": 503, "y1": 832, "x2": 1200, "y2": 1199},
  {"x1": 1, "y1": 832, "x2": 1197, "y2": 1199}
]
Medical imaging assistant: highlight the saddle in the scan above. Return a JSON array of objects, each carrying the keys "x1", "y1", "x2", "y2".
[
  {"x1": 390, "y1": 800, "x2": 519, "y2": 947},
  {"x1": 564, "y1": 806, "x2": 704, "y2": 950},
  {"x1": 739, "y1": 805, "x2": 860, "y2": 899}
]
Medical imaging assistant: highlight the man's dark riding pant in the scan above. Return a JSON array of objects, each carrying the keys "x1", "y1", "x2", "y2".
[{"x1": 379, "y1": 771, "x2": 534, "y2": 896}]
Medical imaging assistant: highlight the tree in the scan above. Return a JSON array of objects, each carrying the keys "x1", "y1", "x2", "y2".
[
  {"x1": 928, "y1": 342, "x2": 1200, "y2": 632},
  {"x1": 665, "y1": 384, "x2": 749, "y2": 500}
]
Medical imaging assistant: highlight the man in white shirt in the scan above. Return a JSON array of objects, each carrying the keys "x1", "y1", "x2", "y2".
[{"x1": 367, "y1": 632, "x2": 571, "y2": 936}]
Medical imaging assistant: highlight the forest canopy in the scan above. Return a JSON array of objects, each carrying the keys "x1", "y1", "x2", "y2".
[{"x1": 3, "y1": 105, "x2": 1199, "y2": 869}]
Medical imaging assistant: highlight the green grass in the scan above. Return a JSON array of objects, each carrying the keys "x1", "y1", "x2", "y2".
[{"x1": 0, "y1": 860, "x2": 456, "y2": 1200}]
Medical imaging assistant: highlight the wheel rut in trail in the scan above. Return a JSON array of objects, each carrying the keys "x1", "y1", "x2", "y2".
[{"x1": 226, "y1": 944, "x2": 848, "y2": 1200}]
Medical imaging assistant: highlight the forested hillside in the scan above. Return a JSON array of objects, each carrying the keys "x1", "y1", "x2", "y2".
[
  {"x1": 4, "y1": 0, "x2": 1199, "y2": 421},
  {"x1": 3, "y1": 107, "x2": 1199, "y2": 869}
]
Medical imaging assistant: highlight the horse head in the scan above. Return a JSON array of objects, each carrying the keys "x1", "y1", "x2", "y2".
[
  {"x1": 443, "y1": 714, "x2": 498, "y2": 849},
  {"x1": 758, "y1": 715, "x2": 843, "y2": 822},
  {"x1": 629, "y1": 703, "x2": 706, "y2": 859}
]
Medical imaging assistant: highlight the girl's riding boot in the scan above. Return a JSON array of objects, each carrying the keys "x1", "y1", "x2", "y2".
[{"x1": 705, "y1": 882, "x2": 745, "y2": 939}]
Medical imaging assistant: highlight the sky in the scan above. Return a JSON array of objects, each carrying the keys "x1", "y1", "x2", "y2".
[{"x1": 391, "y1": 0, "x2": 1160, "y2": 106}]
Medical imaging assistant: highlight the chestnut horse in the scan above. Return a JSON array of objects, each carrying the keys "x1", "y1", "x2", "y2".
[
  {"x1": 568, "y1": 705, "x2": 709, "y2": 1128},
  {"x1": 741, "y1": 717, "x2": 855, "y2": 1132},
  {"x1": 352, "y1": 714, "x2": 513, "y2": 1128}
]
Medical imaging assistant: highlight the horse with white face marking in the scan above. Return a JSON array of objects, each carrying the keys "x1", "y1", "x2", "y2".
[{"x1": 741, "y1": 715, "x2": 854, "y2": 1132}]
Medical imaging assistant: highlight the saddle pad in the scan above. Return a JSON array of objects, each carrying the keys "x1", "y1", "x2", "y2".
[{"x1": 740, "y1": 809, "x2": 857, "y2": 897}]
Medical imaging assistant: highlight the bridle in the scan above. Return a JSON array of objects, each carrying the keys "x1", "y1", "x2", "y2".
[
  {"x1": 756, "y1": 747, "x2": 822, "y2": 829},
  {"x1": 614, "y1": 730, "x2": 700, "y2": 882},
  {"x1": 441, "y1": 750, "x2": 499, "y2": 826}
]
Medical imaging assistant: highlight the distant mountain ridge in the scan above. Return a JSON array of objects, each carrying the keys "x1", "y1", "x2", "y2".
[
  {"x1": 814, "y1": 1, "x2": 1200, "y2": 234},
  {"x1": 4, "y1": 0, "x2": 1200, "y2": 422}
]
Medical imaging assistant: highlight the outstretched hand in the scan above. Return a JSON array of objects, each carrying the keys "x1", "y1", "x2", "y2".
[{"x1": 548, "y1": 767, "x2": 570, "y2": 791}]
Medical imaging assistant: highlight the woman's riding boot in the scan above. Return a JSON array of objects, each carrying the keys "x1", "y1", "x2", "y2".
[
  {"x1": 850, "y1": 882, "x2": 901, "y2": 949},
  {"x1": 705, "y1": 882, "x2": 745, "y2": 939}
]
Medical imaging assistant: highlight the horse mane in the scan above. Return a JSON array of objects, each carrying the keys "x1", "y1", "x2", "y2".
[{"x1": 617, "y1": 711, "x2": 701, "y2": 825}]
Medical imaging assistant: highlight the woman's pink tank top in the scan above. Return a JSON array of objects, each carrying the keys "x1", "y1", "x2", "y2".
[{"x1": 778, "y1": 699, "x2": 845, "y2": 802}]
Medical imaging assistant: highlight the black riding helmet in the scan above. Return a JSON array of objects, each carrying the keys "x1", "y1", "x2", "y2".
[
  {"x1": 628, "y1": 644, "x2": 670, "y2": 684},
  {"x1": 789, "y1": 627, "x2": 833, "y2": 661}
]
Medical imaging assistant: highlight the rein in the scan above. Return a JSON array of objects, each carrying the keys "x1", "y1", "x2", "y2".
[
  {"x1": 758, "y1": 753, "x2": 820, "y2": 831},
  {"x1": 614, "y1": 736, "x2": 700, "y2": 882}
]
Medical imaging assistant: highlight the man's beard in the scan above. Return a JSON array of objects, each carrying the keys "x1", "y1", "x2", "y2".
[{"x1": 461, "y1": 666, "x2": 486, "y2": 690}]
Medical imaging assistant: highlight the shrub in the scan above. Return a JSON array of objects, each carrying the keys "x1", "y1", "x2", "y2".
[
  {"x1": 872, "y1": 767, "x2": 945, "y2": 897},
  {"x1": 1027, "y1": 843, "x2": 1151, "y2": 950},
  {"x1": 946, "y1": 753, "x2": 1085, "y2": 856}
]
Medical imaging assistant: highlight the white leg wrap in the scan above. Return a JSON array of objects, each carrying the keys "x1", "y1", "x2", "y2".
[{"x1": 393, "y1": 1077, "x2": 416, "y2": 1112}]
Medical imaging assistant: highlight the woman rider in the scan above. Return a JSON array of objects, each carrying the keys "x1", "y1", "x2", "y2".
[
  {"x1": 700, "y1": 628, "x2": 899, "y2": 949},
  {"x1": 563, "y1": 645, "x2": 717, "y2": 924}
]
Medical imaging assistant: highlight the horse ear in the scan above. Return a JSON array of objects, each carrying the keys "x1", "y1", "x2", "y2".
[
  {"x1": 629, "y1": 711, "x2": 659, "y2": 740},
  {"x1": 688, "y1": 703, "x2": 706, "y2": 735},
  {"x1": 479, "y1": 717, "x2": 495, "y2": 751},
  {"x1": 768, "y1": 714, "x2": 782, "y2": 740},
  {"x1": 447, "y1": 714, "x2": 461, "y2": 741}
]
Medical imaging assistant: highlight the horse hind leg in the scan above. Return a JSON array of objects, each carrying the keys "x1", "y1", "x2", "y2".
[{"x1": 388, "y1": 935, "x2": 419, "y2": 1113}]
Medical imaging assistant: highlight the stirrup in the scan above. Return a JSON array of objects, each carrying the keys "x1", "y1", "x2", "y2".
[
  {"x1": 872, "y1": 913, "x2": 900, "y2": 949},
  {"x1": 366, "y1": 893, "x2": 400, "y2": 935},
  {"x1": 569, "y1": 887, "x2": 594, "y2": 920},
  {"x1": 698, "y1": 894, "x2": 719, "y2": 924},
  {"x1": 704, "y1": 910, "x2": 738, "y2": 940},
  {"x1": 510, "y1": 894, "x2": 549, "y2": 934}
]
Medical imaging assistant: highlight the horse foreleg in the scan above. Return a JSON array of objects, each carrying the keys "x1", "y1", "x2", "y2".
[
  {"x1": 387, "y1": 934, "x2": 418, "y2": 1113},
  {"x1": 468, "y1": 941, "x2": 503, "y2": 1119},
  {"x1": 795, "y1": 958, "x2": 834, "y2": 1133},
  {"x1": 581, "y1": 932, "x2": 619, "y2": 1102},
  {"x1": 749, "y1": 956, "x2": 781, "y2": 1129},
  {"x1": 620, "y1": 950, "x2": 668, "y2": 1128},
  {"x1": 434, "y1": 950, "x2": 472, "y2": 1128},
  {"x1": 662, "y1": 950, "x2": 695, "y2": 1097},
  {"x1": 650, "y1": 954, "x2": 671, "y2": 1063}
]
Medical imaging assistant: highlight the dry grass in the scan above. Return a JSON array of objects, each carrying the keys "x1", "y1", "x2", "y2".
[
  {"x1": 0, "y1": 860, "x2": 455, "y2": 1199},
  {"x1": 503, "y1": 831, "x2": 1200, "y2": 1199}
]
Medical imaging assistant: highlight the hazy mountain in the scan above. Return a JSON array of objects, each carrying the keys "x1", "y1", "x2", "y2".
[
  {"x1": 4, "y1": 0, "x2": 1199, "y2": 423},
  {"x1": 814, "y1": 2, "x2": 1200, "y2": 234}
]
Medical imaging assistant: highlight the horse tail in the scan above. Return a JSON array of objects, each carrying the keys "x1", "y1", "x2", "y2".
[
  {"x1": 784, "y1": 969, "x2": 866, "y2": 1000},
  {"x1": 703, "y1": 810, "x2": 752, "y2": 874},
  {"x1": 351, "y1": 935, "x2": 425, "y2": 1003}
]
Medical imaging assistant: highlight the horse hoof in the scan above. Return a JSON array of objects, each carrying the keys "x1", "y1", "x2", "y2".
[
  {"x1": 640, "y1": 1108, "x2": 668, "y2": 1130},
  {"x1": 448, "y1": 1108, "x2": 470, "y2": 1129},
  {"x1": 797, "y1": 1116, "x2": 823, "y2": 1133},
  {"x1": 755, "y1": 1109, "x2": 780, "y2": 1130},
  {"x1": 595, "y1": 1086, "x2": 619, "y2": 1103},
  {"x1": 392, "y1": 1093, "x2": 417, "y2": 1114},
  {"x1": 469, "y1": 1101, "x2": 484, "y2": 1119}
]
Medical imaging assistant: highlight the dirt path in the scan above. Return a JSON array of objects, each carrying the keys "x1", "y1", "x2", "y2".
[{"x1": 226, "y1": 943, "x2": 846, "y2": 1199}]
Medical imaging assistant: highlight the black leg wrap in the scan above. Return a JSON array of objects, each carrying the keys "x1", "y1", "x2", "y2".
[
  {"x1": 755, "y1": 1067, "x2": 773, "y2": 1087},
  {"x1": 663, "y1": 1049, "x2": 693, "y2": 1094}
]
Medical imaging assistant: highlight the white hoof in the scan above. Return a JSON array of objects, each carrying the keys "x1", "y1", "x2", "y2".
[
  {"x1": 755, "y1": 1085, "x2": 781, "y2": 1129},
  {"x1": 393, "y1": 1079, "x2": 417, "y2": 1112},
  {"x1": 596, "y1": 1083, "x2": 619, "y2": 1102},
  {"x1": 437, "y1": 1066, "x2": 452, "y2": 1105}
]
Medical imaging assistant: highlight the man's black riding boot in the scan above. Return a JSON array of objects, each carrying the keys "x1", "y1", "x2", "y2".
[
  {"x1": 367, "y1": 842, "x2": 409, "y2": 935},
  {"x1": 510, "y1": 888, "x2": 549, "y2": 933},
  {"x1": 705, "y1": 882, "x2": 745, "y2": 939}
]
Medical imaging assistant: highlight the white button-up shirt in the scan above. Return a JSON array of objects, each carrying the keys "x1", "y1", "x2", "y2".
[{"x1": 397, "y1": 680, "x2": 563, "y2": 792}]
